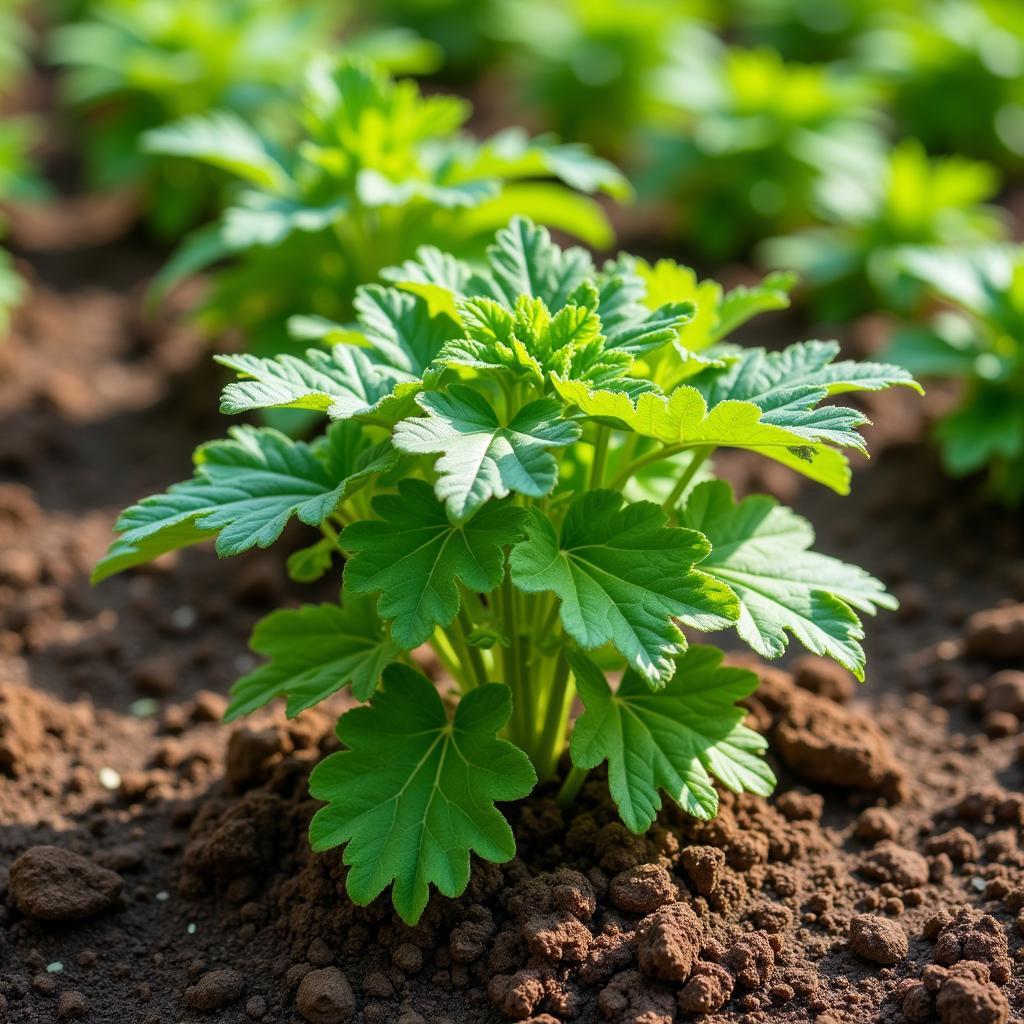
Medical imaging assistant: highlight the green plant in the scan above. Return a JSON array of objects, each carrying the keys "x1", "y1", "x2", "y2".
[
  {"x1": 50, "y1": 0, "x2": 439, "y2": 236},
  {"x1": 761, "y1": 138, "x2": 1007, "y2": 321},
  {"x1": 0, "y1": 118, "x2": 43, "y2": 334},
  {"x1": 644, "y1": 43, "x2": 883, "y2": 260},
  {"x1": 885, "y1": 245, "x2": 1024, "y2": 503},
  {"x1": 96, "y1": 218, "x2": 918, "y2": 923},
  {"x1": 146, "y1": 56, "x2": 629, "y2": 354},
  {"x1": 858, "y1": 0, "x2": 1024, "y2": 169},
  {"x1": 725, "y1": 0, "x2": 914, "y2": 62},
  {"x1": 0, "y1": 0, "x2": 31, "y2": 90},
  {"x1": 487, "y1": 0, "x2": 710, "y2": 159},
  {"x1": 361, "y1": 0, "x2": 506, "y2": 80}
]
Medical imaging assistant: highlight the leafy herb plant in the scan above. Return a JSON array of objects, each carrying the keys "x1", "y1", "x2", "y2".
[
  {"x1": 645, "y1": 43, "x2": 882, "y2": 261},
  {"x1": 885, "y1": 245, "x2": 1024, "y2": 503},
  {"x1": 859, "y1": 0, "x2": 1024, "y2": 170},
  {"x1": 97, "y1": 218, "x2": 918, "y2": 923},
  {"x1": 146, "y1": 56, "x2": 629, "y2": 353},
  {"x1": 50, "y1": 0, "x2": 439, "y2": 236},
  {"x1": 761, "y1": 138, "x2": 1007, "y2": 321}
]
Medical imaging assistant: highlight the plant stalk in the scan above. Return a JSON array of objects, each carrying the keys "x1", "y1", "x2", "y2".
[
  {"x1": 590, "y1": 425, "x2": 610, "y2": 489},
  {"x1": 662, "y1": 445, "x2": 714, "y2": 514},
  {"x1": 533, "y1": 650, "x2": 573, "y2": 780},
  {"x1": 556, "y1": 765, "x2": 589, "y2": 808}
]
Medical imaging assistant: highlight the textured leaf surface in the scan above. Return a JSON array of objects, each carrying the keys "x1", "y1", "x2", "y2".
[
  {"x1": 509, "y1": 491, "x2": 738, "y2": 686},
  {"x1": 690, "y1": 341, "x2": 922, "y2": 451},
  {"x1": 227, "y1": 595, "x2": 398, "y2": 720},
  {"x1": 471, "y1": 217, "x2": 592, "y2": 310},
  {"x1": 552, "y1": 376, "x2": 853, "y2": 492},
  {"x1": 393, "y1": 386, "x2": 580, "y2": 520},
  {"x1": 715, "y1": 272, "x2": 797, "y2": 340},
  {"x1": 218, "y1": 346, "x2": 415, "y2": 421},
  {"x1": 343, "y1": 480, "x2": 527, "y2": 648},
  {"x1": 569, "y1": 647, "x2": 776, "y2": 831},
  {"x1": 308, "y1": 665, "x2": 536, "y2": 924},
  {"x1": 354, "y1": 284, "x2": 459, "y2": 377},
  {"x1": 680, "y1": 480, "x2": 895, "y2": 678},
  {"x1": 94, "y1": 425, "x2": 394, "y2": 580}
]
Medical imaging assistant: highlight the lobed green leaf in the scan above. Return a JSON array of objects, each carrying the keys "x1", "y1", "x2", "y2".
[
  {"x1": 309, "y1": 664, "x2": 536, "y2": 924},
  {"x1": 509, "y1": 491, "x2": 738, "y2": 686},
  {"x1": 569, "y1": 647, "x2": 776, "y2": 832}
]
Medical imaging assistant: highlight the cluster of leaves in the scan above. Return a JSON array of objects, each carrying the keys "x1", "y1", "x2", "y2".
[
  {"x1": 50, "y1": 0, "x2": 440, "y2": 236},
  {"x1": 484, "y1": 0, "x2": 699, "y2": 160},
  {"x1": 761, "y1": 139, "x2": 1008, "y2": 321},
  {"x1": 98, "y1": 219, "x2": 918, "y2": 924},
  {"x1": 343, "y1": 2, "x2": 1024, "y2": 270},
  {"x1": 885, "y1": 245, "x2": 1024, "y2": 503},
  {"x1": 645, "y1": 42, "x2": 882, "y2": 260},
  {"x1": 725, "y1": 0, "x2": 907, "y2": 63},
  {"x1": 146, "y1": 56, "x2": 629, "y2": 352},
  {"x1": 857, "y1": 0, "x2": 1024, "y2": 169}
]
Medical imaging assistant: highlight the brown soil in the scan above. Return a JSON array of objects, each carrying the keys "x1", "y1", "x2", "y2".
[{"x1": 2, "y1": 118, "x2": 1024, "y2": 1024}]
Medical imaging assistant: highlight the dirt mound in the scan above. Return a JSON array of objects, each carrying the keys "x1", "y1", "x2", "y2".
[{"x1": 8, "y1": 846, "x2": 123, "y2": 921}]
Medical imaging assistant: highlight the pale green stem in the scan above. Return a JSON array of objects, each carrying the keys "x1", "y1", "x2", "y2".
[
  {"x1": 662, "y1": 445, "x2": 714, "y2": 515},
  {"x1": 457, "y1": 604, "x2": 489, "y2": 687},
  {"x1": 590, "y1": 425, "x2": 610, "y2": 489},
  {"x1": 533, "y1": 651, "x2": 573, "y2": 780},
  {"x1": 608, "y1": 442, "x2": 688, "y2": 490},
  {"x1": 556, "y1": 764, "x2": 589, "y2": 807}
]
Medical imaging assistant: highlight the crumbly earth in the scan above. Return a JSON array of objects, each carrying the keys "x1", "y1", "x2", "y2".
[{"x1": 2, "y1": 124, "x2": 1024, "y2": 1024}]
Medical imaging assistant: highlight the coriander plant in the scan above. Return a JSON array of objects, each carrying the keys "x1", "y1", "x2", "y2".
[
  {"x1": 857, "y1": 0, "x2": 1024, "y2": 169},
  {"x1": 885, "y1": 245, "x2": 1024, "y2": 503},
  {"x1": 146, "y1": 56, "x2": 629, "y2": 353},
  {"x1": 97, "y1": 218, "x2": 918, "y2": 924},
  {"x1": 485, "y1": 0, "x2": 690, "y2": 159},
  {"x1": 644, "y1": 43, "x2": 882, "y2": 260},
  {"x1": 50, "y1": 0, "x2": 439, "y2": 236},
  {"x1": 761, "y1": 138, "x2": 1008, "y2": 321}
]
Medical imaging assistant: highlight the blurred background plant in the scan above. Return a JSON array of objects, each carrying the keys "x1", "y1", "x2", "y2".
[
  {"x1": 856, "y1": 0, "x2": 1024, "y2": 169},
  {"x1": 0, "y1": 0, "x2": 1020, "y2": 495},
  {"x1": 884, "y1": 245, "x2": 1024, "y2": 502},
  {"x1": 145, "y1": 56, "x2": 628, "y2": 355},
  {"x1": 643, "y1": 41, "x2": 884, "y2": 261},
  {"x1": 49, "y1": 0, "x2": 442, "y2": 236},
  {"x1": 761, "y1": 139, "x2": 1008, "y2": 320}
]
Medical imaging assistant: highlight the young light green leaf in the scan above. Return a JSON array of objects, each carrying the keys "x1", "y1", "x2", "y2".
[
  {"x1": 680, "y1": 480, "x2": 895, "y2": 679},
  {"x1": 552, "y1": 377, "x2": 853, "y2": 493},
  {"x1": 393, "y1": 385, "x2": 580, "y2": 521},
  {"x1": 688, "y1": 341, "x2": 922, "y2": 452},
  {"x1": 308, "y1": 665, "x2": 536, "y2": 924},
  {"x1": 94, "y1": 424, "x2": 393, "y2": 580},
  {"x1": 509, "y1": 491, "x2": 739, "y2": 686},
  {"x1": 342, "y1": 479, "x2": 527, "y2": 649},
  {"x1": 226, "y1": 595, "x2": 399, "y2": 720},
  {"x1": 569, "y1": 647, "x2": 776, "y2": 832}
]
